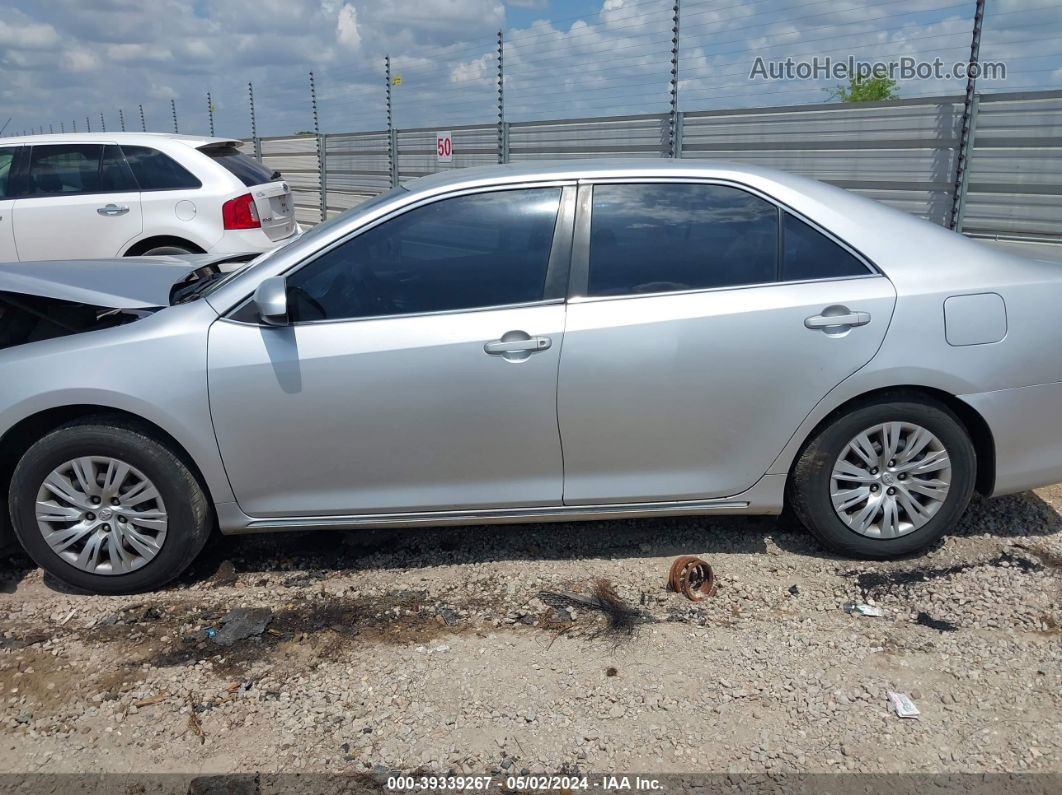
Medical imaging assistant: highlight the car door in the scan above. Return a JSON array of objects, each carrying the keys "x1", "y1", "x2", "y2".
[
  {"x1": 0, "y1": 146, "x2": 20, "y2": 262},
  {"x1": 208, "y1": 184, "x2": 575, "y2": 517},
  {"x1": 557, "y1": 181, "x2": 897, "y2": 505},
  {"x1": 13, "y1": 143, "x2": 143, "y2": 261}
]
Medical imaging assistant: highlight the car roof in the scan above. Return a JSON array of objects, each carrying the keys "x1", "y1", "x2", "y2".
[
  {"x1": 408, "y1": 157, "x2": 822, "y2": 191},
  {"x1": 0, "y1": 132, "x2": 240, "y2": 148}
]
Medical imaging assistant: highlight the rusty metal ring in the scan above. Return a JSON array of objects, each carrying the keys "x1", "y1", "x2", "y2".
[{"x1": 667, "y1": 555, "x2": 716, "y2": 601}]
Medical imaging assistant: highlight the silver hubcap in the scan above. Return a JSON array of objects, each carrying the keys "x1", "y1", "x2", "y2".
[
  {"x1": 35, "y1": 457, "x2": 168, "y2": 575},
  {"x1": 830, "y1": 422, "x2": 952, "y2": 539}
]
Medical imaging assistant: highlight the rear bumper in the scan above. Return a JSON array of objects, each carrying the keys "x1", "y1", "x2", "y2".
[
  {"x1": 210, "y1": 227, "x2": 298, "y2": 254},
  {"x1": 960, "y1": 381, "x2": 1062, "y2": 496}
]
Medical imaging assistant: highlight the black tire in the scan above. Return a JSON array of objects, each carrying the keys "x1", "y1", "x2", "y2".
[
  {"x1": 788, "y1": 396, "x2": 976, "y2": 558},
  {"x1": 9, "y1": 419, "x2": 212, "y2": 594},
  {"x1": 141, "y1": 245, "x2": 194, "y2": 256}
]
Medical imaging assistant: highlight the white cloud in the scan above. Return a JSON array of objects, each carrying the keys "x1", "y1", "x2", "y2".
[
  {"x1": 0, "y1": 18, "x2": 60, "y2": 49},
  {"x1": 61, "y1": 49, "x2": 99, "y2": 72},
  {"x1": 337, "y1": 3, "x2": 362, "y2": 49}
]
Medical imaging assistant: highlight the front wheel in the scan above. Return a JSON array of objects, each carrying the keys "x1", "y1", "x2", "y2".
[
  {"x1": 9, "y1": 420, "x2": 212, "y2": 594},
  {"x1": 788, "y1": 397, "x2": 976, "y2": 558}
]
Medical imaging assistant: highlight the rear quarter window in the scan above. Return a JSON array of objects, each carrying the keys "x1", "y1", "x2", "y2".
[
  {"x1": 198, "y1": 144, "x2": 276, "y2": 187},
  {"x1": 121, "y1": 145, "x2": 201, "y2": 190}
]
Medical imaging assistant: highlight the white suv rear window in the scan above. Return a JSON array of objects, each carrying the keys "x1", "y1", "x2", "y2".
[{"x1": 199, "y1": 144, "x2": 277, "y2": 187}]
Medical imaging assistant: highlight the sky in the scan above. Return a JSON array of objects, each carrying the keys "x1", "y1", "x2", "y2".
[{"x1": 1, "y1": 0, "x2": 1060, "y2": 138}]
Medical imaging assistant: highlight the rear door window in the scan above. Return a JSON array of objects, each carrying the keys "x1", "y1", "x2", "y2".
[
  {"x1": 121, "y1": 145, "x2": 202, "y2": 190},
  {"x1": 198, "y1": 143, "x2": 276, "y2": 187},
  {"x1": 0, "y1": 148, "x2": 16, "y2": 198},
  {"x1": 25, "y1": 144, "x2": 136, "y2": 197},
  {"x1": 588, "y1": 183, "x2": 779, "y2": 296}
]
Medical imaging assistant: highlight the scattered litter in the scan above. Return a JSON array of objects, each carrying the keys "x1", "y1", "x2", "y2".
[
  {"x1": 203, "y1": 627, "x2": 218, "y2": 639},
  {"x1": 843, "y1": 601, "x2": 884, "y2": 617},
  {"x1": 208, "y1": 560, "x2": 238, "y2": 588},
  {"x1": 788, "y1": 584, "x2": 800, "y2": 596},
  {"x1": 667, "y1": 556, "x2": 717, "y2": 601},
  {"x1": 59, "y1": 609, "x2": 76, "y2": 626},
  {"x1": 210, "y1": 607, "x2": 272, "y2": 647},
  {"x1": 887, "y1": 691, "x2": 920, "y2": 718},
  {"x1": 187, "y1": 693, "x2": 205, "y2": 744},
  {"x1": 915, "y1": 611, "x2": 959, "y2": 632},
  {"x1": 538, "y1": 579, "x2": 648, "y2": 637},
  {"x1": 134, "y1": 693, "x2": 168, "y2": 708},
  {"x1": 436, "y1": 606, "x2": 460, "y2": 626}
]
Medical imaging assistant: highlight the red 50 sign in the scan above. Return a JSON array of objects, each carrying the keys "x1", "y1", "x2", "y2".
[{"x1": 436, "y1": 131, "x2": 453, "y2": 163}]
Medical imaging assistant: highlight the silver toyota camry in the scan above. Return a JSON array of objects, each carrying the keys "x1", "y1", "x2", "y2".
[{"x1": 2, "y1": 160, "x2": 1060, "y2": 594}]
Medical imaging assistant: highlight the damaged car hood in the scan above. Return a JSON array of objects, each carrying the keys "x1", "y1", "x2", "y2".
[{"x1": 0, "y1": 253, "x2": 257, "y2": 309}]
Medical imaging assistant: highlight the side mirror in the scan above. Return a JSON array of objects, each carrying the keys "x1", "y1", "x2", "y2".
[{"x1": 253, "y1": 276, "x2": 289, "y2": 326}]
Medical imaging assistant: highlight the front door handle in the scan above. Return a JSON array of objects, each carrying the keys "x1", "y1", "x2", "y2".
[
  {"x1": 97, "y1": 203, "x2": 130, "y2": 216},
  {"x1": 484, "y1": 336, "x2": 552, "y2": 354},
  {"x1": 804, "y1": 308, "x2": 871, "y2": 330},
  {"x1": 484, "y1": 331, "x2": 552, "y2": 362}
]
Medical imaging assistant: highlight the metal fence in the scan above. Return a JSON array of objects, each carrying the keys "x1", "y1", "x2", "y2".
[{"x1": 252, "y1": 87, "x2": 1062, "y2": 254}]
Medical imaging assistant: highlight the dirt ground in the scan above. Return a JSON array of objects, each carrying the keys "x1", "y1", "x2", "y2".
[{"x1": 0, "y1": 486, "x2": 1059, "y2": 785}]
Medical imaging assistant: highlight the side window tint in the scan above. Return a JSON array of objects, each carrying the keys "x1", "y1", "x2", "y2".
[
  {"x1": 588, "y1": 183, "x2": 778, "y2": 296},
  {"x1": 286, "y1": 188, "x2": 561, "y2": 322},
  {"x1": 0, "y1": 148, "x2": 15, "y2": 198},
  {"x1": 782, "y1": 213, "x2": 870, "y2": 281},
  {"x1": 99, "y1": 145, "x2": 138, "y2": 192},
  {"x1": 27, "y1": 144, "x2": 106, "y2": 196},
  {"x1": 121, "y1": 145, "x2": 202, "y2": 190}
]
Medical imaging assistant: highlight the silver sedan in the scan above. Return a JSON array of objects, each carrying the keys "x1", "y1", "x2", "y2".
[{"x1": 1, "y1": 159, "x2": 1060, "y2": 594}]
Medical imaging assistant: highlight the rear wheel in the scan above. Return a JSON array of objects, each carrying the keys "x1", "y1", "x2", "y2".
[
  {"x1": 141, "y1": 245, "x2": 194, "y2": 256},
  {"x1": 788, "y1": 397, "x2": 976, "y2": 558},
  {"x1": 9, "y1": 420, "x2": 211, "y2": 594}
]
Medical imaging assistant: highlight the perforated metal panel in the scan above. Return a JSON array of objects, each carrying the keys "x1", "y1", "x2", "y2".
[
  {"x1": 681, "y1": 97, "x2": 963, "y2": 226},
  {"x1": 396, "y1": 124, "x2": 498, "y2": 184},
  {"x1": 963, "y1": 90, "x2": 1062, "y2": 242},
  {"x1": 258, "y1": 135, "x2": 320, "y2": 226}
]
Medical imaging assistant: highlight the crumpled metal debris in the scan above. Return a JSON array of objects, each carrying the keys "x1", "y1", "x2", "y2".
[
  {"x1": 667, "y1": 556, "x2": 717, "y2": 601},
  {"x1": 210, "y1": 607, "x2": 272, "y2": 647}
]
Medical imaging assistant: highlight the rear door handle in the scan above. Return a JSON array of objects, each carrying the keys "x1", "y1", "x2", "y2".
[
  {"x1": 804, "y1": 309, "x2": 871, "y2": 330},
  {"x1": 97, "y1": 203, "x2": 130, "y2": 216},
  {"x1": 484, "y1": 336, "x2": 552, "y2": 354}
]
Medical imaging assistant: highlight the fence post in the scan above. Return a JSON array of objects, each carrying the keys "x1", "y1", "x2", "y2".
[
  {"x1": 60, "y1": 121, "x2": 65, "y2": 133},
  {"x1": 72, "y1": 119, "x2": 77, "y2": 132},
  {"x1": 497, "y1": 30, "x2": 506, "y2": 164},
  {"x1": 308, "y1": 71, "x2": 325, "y2": 222},
  {"x1": 118, "y1": 109, "x2": 126, "y2": 131},
  {"x1": 668, "y1": 0, "x2": 681, "y2": 158},
  {"x1": 248, "y1": 82, "x2": 261, "y2": 161},
  {"x1": 86, "y1": 115, "x2": 91, "y2": 132},
  {"x1": 207, "y1": 91, "x2": 215, "y2": 137},
  {"x1": 171, "y1": 99, "x2": 179, "y2": 134},
  {"x1": 949, "y1": 0, "x2": 985, "y2": 231},
  {"x1": 952, "y1": 94, "x2": 980, "y2": 234},
  {"x1": 386, "y1": 55, "x2": 398, "y2": 187},
  {"x1": 99, "y1": 112, "x2": 106, "y2": 133},
  {"x1": 139, "y1": 104, "x2": 146, "y2": 132}
]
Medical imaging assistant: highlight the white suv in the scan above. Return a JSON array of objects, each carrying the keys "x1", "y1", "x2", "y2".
[{"x1": 0, "y1": 133, "x2": 299, "y2": 261}]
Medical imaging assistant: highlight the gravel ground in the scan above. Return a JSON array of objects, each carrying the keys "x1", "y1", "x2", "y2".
[{"x1": 0, "y1": 487, "x2": 1059, "y2": 780}]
